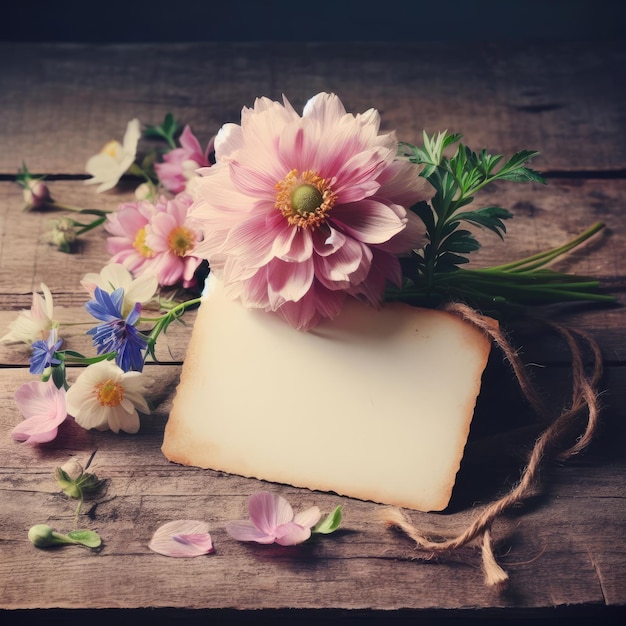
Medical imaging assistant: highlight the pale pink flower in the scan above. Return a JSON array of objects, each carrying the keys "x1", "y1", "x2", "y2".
[
  {"x1": 85, "y1": 119, "x2": 141, "y2": 193},
  {"x1": 66, "y1": 360, "x2": 150, "y2": 434},
  {"x1": 189, "y1": 92, "x2": 431, "y2": 330},
  {"x1": 149, "y1": 520, "x2": 214, "y2": 557},
  {"x1": 105, "y1": 199, "x2": 160, "y2": 275},
  {"x1": 12, "y1": 379, "x2": 67, "y2": 444},
  {"x1": 81, "y1": 263, "x2": 158, "y2": 318},
  {"x1": 225, "y1": 492, "x2": 321, "y2": 546},
  {"x1": 143, "y1": 193, "x2": 203, "y2": 288},
  {"x1": 1, "y1": 283, "x2": 56, "y2": 344},
  {"x1": 155, "y1": 125, "x2": 213, "y2": 193}
]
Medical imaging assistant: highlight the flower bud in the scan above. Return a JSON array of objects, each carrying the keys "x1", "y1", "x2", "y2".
[
  {"x1": 60, "y1": 458, "x2": 84, "y2": 481},
  {"x1": 28, "y1": 524, "x2": 56, "y2": 547},
  {"x1": 134, "y1": 182, "x2": 153, "y2": 201},
  {"x1": 23, "y1": 179, "x2": 52, "y2": 210},
  {"x1": 44, "y1": 217, "x2": 77, "y2": 252}
]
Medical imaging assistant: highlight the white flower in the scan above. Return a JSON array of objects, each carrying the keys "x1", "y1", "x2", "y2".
[
  {"x1": 85, "y1": 119, "x2": 141, "y2": 193},
  {"x1": 1, "y1": 283, "x2": 55, "y2": 344},
  {"x1": 81, "y1": 263, "x2": 158, "y2": 317},
  {"x1": 66, "y1": 360, "x2": 150, "y2": 434}
]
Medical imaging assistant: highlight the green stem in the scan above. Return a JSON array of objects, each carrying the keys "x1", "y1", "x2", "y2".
[
  {"x1": 137, "y1": 297, "x2": 202, "y2": 324},
  {"x1": 74, "y1": 216, "x2": 107, "y2": 236},
  {"x1": 486, "y1": 222, "x2": 606, "y2": 272}
]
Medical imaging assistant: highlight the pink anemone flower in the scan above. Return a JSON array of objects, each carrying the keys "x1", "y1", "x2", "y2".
[
  {"x1": 12, "y1": 379, "x2": 67, "y2": 444},
  {"x1": 189, "y1": 92, "x2": 431, "y2": 330},
  {"x1": 155, "y1": 125, "x2": 213, "y2": 193},
  {"x1": 225, "y1": 491, "x2": 321, "y2": 546}
]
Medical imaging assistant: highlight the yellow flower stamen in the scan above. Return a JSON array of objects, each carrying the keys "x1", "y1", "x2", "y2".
[
  {"x1": 101, "y1": 140, "x2": 122, "y2": 158},
  {"x1": 167, "y1": 226, "x2": 195, "y2": 256},
  {"x1": 133, "y1": 227, "x2": 155, "y2": 258},
  {"x1": 275, "y1": 169, "x2": 336, "y2": 229},
  {"x1": 95, "y1": 379, "x2": 124, "y2": 407}
]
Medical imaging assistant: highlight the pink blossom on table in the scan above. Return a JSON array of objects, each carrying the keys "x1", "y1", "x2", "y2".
[
  {"x1": 188, "y1": 92, "x2": 432, "y2": 330},
  {"x1": 85, "y1": 119, "x2": 141, "y2": 193},
  {"x1": 225, "y1": 491, "x2": 321, "y2": 546},
  {"x1": 149, "y1": 520, "x2": 214, "y2": 557},
  {"x1": 1, "y1": 283, "x2": 56, "y2": 344},
  {"x1": 11, "y1": 379, "x2": 67, "y2": 445},
  {"x1": 66, "y1": 360, "x2": 150, "y2": 434},
  {"x1": 154, "y1": 125, "x2": 214, "y2": 194},
  {"x1": 81, "y1": 263, "x2": 158, "y2": 318},
  {"x1": 105, "y1": 198, "x2": 161, "y2": 275},
  {"x1": 143, "y1": 192, "x2": 203, "y2": 288}
]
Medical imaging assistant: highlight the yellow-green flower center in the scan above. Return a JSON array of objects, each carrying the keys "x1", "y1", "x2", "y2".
[
  {"x1": 133, "y1": 227, "x2": 155, "y2": 258},
  {"x1": 168, "y1": 226, "x2": 195, "y2": 256},
  {"x1": 291, "y1": 184, "x2": 323, "y2": 216},
  {"x1": 275, "y1": 169, "x2": 336, "y2": 229},
  {"x1": 95, "y1": 379, "x2": 124, "y2": 407}
]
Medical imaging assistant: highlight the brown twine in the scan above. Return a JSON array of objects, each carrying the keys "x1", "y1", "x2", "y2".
[{"x1": 377, "y1": 302, "x2": 604, "y2": 588}]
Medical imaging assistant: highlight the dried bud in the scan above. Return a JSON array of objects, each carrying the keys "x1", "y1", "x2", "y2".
[{"x1": 44, "y1": 217, "x2": 77, "y2": 252}]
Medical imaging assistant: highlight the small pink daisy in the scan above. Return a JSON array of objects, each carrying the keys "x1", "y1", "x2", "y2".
[
  {"x1": 105, "y1": 199, "x2": 160, "y2": 275},
  {"x1": 144, "y1": 193, "x2": 203, "y2": 288}
]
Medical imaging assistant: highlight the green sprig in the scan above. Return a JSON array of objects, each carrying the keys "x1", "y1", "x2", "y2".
[{"x1": 392, "y1": 134, "x2": 615, "y2": 311}]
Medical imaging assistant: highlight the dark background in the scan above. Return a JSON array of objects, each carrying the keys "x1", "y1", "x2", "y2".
[{"x1": 2, "y1": 0, "x2": 625, "y2": 42}]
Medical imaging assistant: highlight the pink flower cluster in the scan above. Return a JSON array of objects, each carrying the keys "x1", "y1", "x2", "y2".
[{"x1": 105, "y1": 192, "x2": 203, "y2": 289}]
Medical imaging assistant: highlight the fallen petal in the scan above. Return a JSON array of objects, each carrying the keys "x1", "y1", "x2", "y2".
[{"x1": 149, "y1": 520, "x2": 213, "y2": 557}]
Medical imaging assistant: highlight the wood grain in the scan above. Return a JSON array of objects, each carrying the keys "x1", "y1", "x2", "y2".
[{"x1": 0, "y1": 40, "x2": 625, "y2": 622}]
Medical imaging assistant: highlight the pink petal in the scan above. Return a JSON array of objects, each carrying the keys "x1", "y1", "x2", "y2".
[
  {"x1": 302, "y1": 92, "x2": 347, "y2": 125},
  {"x1": 11, "y1": 414, "x2": 62, "y2": 444},
  {"x1": 331, "y1": 199, "x2": 406, "y2": 244},
  {"x1": 333, "y1": 147, "x2": 391, "y2": 203},
  {"x1": 248, "y1": 492, "x2": 294, "y2": 535},
  {"x1": 225, "y1": 520, "x2": 275, "y2": 544},
  {"x1": 274, "y1": 522, "x2": 312, "y2": 546},
  {"x1": 294, "y1": 506, "x2": 322, "y2": 529},
  {"x1": 12, "y1": 380, "x2": 67, "y2": 444},
  {"x1": 149, "y1": 520, "x2": 214, "y2": 557},
  {"x1": 267, "y1": 257, "x2": 315, "y2": 309}
]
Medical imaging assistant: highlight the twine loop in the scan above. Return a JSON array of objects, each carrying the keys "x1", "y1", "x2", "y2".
[{"x1": 378, "y1": 302, "x2": 604, "y2": 588}]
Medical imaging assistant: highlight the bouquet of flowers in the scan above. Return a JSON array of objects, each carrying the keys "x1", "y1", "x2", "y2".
[{"x1": 4, "y1": 92, "x2": 613, "y2": 580}]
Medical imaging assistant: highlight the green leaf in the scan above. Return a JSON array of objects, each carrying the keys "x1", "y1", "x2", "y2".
[
  {"x1": 454, "y1": 206, "x2": 513, "y2": 239},
  {"x1": 411, "y1": 201, "x2": 435, "y2": 234},
  {"x1": 312, "y1": 506, "x2": 342, "y2": 535},
  {"x1": 497, "y1": 167, "x2": 545, "y2": 184},
  {"x1": 67, "y1": 530, "x2": 102, "y2": 548},
  {"x1": 440, "y1": 230, "x2": 481, "y2": 254}
]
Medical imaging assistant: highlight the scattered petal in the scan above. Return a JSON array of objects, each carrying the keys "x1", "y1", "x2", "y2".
[
  {"x1": 149, "y1": 520, "x2": 214, "y2": 557},
  {"x1": 226, "y1": 491, "x2": 323, "y2": 546}
]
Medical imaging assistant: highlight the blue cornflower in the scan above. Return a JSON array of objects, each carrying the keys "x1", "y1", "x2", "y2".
[
  {"x1": 29, "y1": 328, "x2": 62, "y2": 375},
  {"x1": 85, "y1": 287, "x2": 148, "y2": 372}
]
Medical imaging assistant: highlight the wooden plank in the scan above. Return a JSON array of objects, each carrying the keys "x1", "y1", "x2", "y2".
[
  {"x1": 1, "y1": 178, "x2": 624, "y2": 366},
  {"x1": 2, "y1": 178, "x2": 626, "y2": 296},
  {"x1": 0, "y1": 41, "x2": 625, "y2": 174},
  {"x1": 1, "y1": 361, "x2": 624, "y2": 611},
  {"x1": 1, "y1": 39, "x2": 625, "y2": 620}
]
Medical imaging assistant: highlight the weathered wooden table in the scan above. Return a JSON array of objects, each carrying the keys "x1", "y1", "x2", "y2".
[{"x1": 1, "y1": 41, "x2": 625, "y2": 624}]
